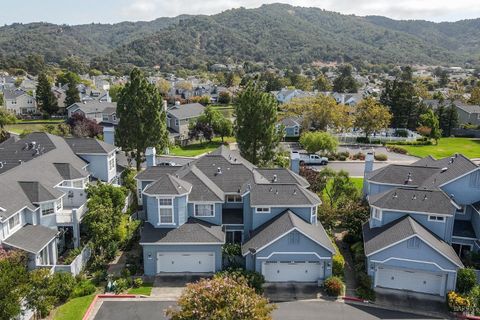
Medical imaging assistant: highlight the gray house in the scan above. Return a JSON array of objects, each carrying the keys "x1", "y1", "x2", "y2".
[
  {"x1": 0, "y1": 132, "x2": 118, "y2": 272},
  {"x1": 363, "y1": 153, "x2": 480, "y2": 297},
  {"x1": 454, "y1": 101, "x2": 480, "y2": 126},
  {"x1": 67, "y1": 101, "x2": 118, "y2": 126},
  {"x1": 136, "y1": 146, "x2": 335, "y2": 281},
  {"x1": 166, "y1": 102, "x2": 205, "y2": 141}
]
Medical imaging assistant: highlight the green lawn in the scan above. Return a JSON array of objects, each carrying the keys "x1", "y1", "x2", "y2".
[
  {"x1": 168, "y1": 137, "x2": 236, "y2": 157},
  {"x1": 5, "y1": 123, "x2": 48, "y2": 134},
  {"x1": 17, "y1": 119, "x2": 65, "y2": 124},
  {"x1": 127, "y1": 283, "x2": 153, "y2": 295},
  {"x1": 389, "y1": 137, "x2": 480, "y2": 159},
  {"x1": 350, "y1": 177, "x2": 364, "y2": 192},
  {"x1": 53, "y1": 294, "x2": 96, "y2": 320}
]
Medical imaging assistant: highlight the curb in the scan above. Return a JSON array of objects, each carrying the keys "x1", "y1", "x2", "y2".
[
  {"x1": 455, "y1": 313, "x2": 480, "y2": 320},
  {"x1": 82, "y1": 294, "x2": 138, "y2": 320}
]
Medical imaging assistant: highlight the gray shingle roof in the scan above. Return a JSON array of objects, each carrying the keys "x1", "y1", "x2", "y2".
[
  {"x1": 135, "y1": 166, "x2": 181, "y2": 180},
  {"x1": 53, "y1": 163, "x2": 87, "y2": 180},
  {"x1": 362, "y1": 216, "x2": 463, "y2": 267},
  {"x1": 455, "y1": 101, "x2": 480, "y2": 114},
  {"x1": 3, "y1": 89, "x2": 31, "y2": 100},
  {"x1": 140, "y1": 219, "x2": 224, "y2": 244},
  {"x1": 3, "y1": 224, "x2": 58, "y2": 254},
  {"x1": 65, "y1": 137, "x2": 116, "y2": 154},
  {"x1": 368, "y1": 188, "x2": 456, "y2": 215},
  {"x1": 242, "y1": 210, "x2": 334, "y2": 255},
  {"x1": 366, "y1": 164, "x2": 440, "y2": 187},
  {"x1": 18, "y1": 181, "x2": 64, "y2": 203},
  {"x1": 249, "y1": 183, "x2": 320, "y2": 206},
  {"x1": 177, "y1": 166, "x2": 224, "y2": 202},
  {"x1": 278, "y1": 116, "x2": 301, "y2": 127},
  {"x1": 67, "y1": 101, "x2": 117, "y2": 113},
  {"x1": 256, "y1": 168, "x2": 310, "y2": 188},
  {"x1": 144, "y1": 174, "x2": 192, "y2": 196},
  {"x1": 166, "y1": 103, "x2": 205, "y2": 120}
]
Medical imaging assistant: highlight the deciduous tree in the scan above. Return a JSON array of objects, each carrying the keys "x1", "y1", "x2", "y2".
[
  {"x1": 299, "y1": 131, "x2": 338, "y2": 154},
  {"x1": 354, "y1": 97, "x2": 392, "y2": 139},
  {"x1": 419, "y1": 109, "x2": 441, "y2": 144},
  {"x1": 0, "y1": 249, "x2": 29, "y2": 320}
]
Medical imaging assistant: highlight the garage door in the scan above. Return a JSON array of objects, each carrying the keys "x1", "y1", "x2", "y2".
[
  {"x1": 262, "y1": 261, "x2": 324, "y2": 282},
  {"x1": 375, "y1": 267, "x2": 445, "y2": 295},
  {"x1": 157, "y1": 252, "x2": 215, "y2": 273}
]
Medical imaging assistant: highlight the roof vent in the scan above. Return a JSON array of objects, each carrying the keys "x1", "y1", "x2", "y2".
[
  {"x1": 423, "y1": 194, "x2": 428, "y2": 201},
  {"x1": 275, "y1": 189, "x2": 278, "y2": 195},
  {"x1": 234, "y1": 158, "x2": 237, "y2": 162},
  {"x1": 216, "y1": 167, "x2": 222, "y2": 175},
  {"x1": 273, "y1": 174, "x2": 278, "y2": 182},
  {"x1": 412, "y1": 194, "x2": 417, "y2": 200},
  {"x1": 247, "y1": 184, "x2": 251, "y2": 190},
  {"x1": 293, "y1": 189, "x2": 297, "y2": 195},
  {"x1": 0, "y1": 162, "x2": 3, "y2": 169},
  {"x1": 405, "y1": 172, "x2": 412, "y2": 184},
  {"x1": 269, "y1": 187, "x2": 273, "y2": 192},
  {"x1": 393, "y1": 192, "x2": 397, "y2": 198},
  {"x1": 441, "y1": 167, "x2": 448, "y2": 172},
  {"x1": 455, "y1": 153, "x2": 458, "y2": 158}
]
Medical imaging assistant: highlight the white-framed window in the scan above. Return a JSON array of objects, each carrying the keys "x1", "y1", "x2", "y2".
[
  {"x1": 56, "y1": 198, "x2": 63, "y2": 212},
  {"x1": 194, "y1": 204, "x2": 215, "y2": 217},
  {"x1": 102, "y1": 114, "x2": 109, "y2": 121},
  {"x1": 311, "y1": 206, "x2": 318, "y2": 224},
  {"x1": 112, "y1": 114, "x2": 117, "y2": 121},
  {"x1": 40, "y1": 202, "x2": 55, "y2": 216},
  {"x1": 226, "y1": 195, "x2": 242, "y2": 203},
  {"x1": 428, "y1": 215, "x2": 445, "y2": 222},
  {"x1": 372, "y1": 208, "x2": 382, "y2": 220},
  {"x1": 255, "y1": 207, "x2": 271, "y2": 213},
  {"x1": 158, "y1": 198, "x2": 174, "y2": 225},
  {"x1": 293, "y1": 126, "x2": 299, "y2": 135},
  {"x1": 8, "y1": 213, "x2": 20, "y2": 230},
  {"x1": 108, "y1": 155, "x2": 115, "y2": 171}
]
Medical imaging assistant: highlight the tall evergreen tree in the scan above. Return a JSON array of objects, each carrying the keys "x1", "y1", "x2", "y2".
[
  {"x1": 436, "y1": 102, "x2": 458, "y2": 137},
  {"x1": 115, "y1": 68, "x2": 169, "y2": 171},
  {"x1": 36, "y1": 73, "x2": 58, "y2": 116},
  {"x1": 63, "y1": 72, "x2": 81, "y2": 107},
  {"x1": 235, "y1": 81, "x2": 280, "y2": 165},
  {"x1": 333, "y1": 65, "x2": 358, "y2": 93}
]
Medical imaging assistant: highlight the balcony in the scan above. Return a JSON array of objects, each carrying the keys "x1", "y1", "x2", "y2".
[{"x1": 56, "y1": 203, "x2": 87, "y2": 225}]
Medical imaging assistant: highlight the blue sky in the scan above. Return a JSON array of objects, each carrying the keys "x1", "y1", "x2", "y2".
[{"x1": 1, "y1": 0, "x2": 479, "y2": 25}]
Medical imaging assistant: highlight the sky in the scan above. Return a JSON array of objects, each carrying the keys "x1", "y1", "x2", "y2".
[{"x1": 1, "y1": 0, "x2": 479, "y2": 25}]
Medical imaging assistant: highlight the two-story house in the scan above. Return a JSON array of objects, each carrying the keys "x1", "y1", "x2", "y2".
[
  {"x1": 276, "y1": 116, "x2": 302, "y2": 138},
  {"x1": 454, "y1": 101, "x2": 480, "y2": 127},
  {"x1": 3, "y1": 89, "x2": 37, "y2": 115},
  {"x1": 166, "y1": 102, "x2": 205, "y2": 141},
  {"x1": 0, "y1": 132, "x2": 118, "y2": 272},
  {"x1": 363, "y1": 153, "x2": 480, "y2": 297},
  {"x1": 136, "y1": 146, "x2": 335, "y2": 282}
]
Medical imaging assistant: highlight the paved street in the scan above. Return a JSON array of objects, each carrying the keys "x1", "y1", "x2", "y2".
[{"x1": 93, "y1": 300, "x2": 441, "y2": 320}]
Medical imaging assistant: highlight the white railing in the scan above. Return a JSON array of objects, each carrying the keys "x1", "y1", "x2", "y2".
[
  {"x1": 56, "y1": 202, "x2": 88, "y2": 224},
  {"x1": 37, "y1": 246, "x2": 91, "y2": 276}
]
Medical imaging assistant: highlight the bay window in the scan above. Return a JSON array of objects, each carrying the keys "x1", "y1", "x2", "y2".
[{"x1": 158, "y1": 198, "x2": 174, "y2": 224}]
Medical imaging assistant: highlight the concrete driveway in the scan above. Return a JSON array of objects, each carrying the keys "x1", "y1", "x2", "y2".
[{"x1": 263, "y1": 282, "x2": 323, "y2": 302}]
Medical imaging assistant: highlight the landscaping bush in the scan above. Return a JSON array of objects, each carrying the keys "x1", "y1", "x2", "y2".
[
  {"x1": 356, "y1": 286, "x2": 376, "y2": 301},
  {"x1": 215, "y1": 268, "x2": 265, "y2": 293},
  {"x1": 133, "y1": 277, "x2": 143, "y2": 288},
  {"x1": 324, "y1": 276, "x2": 344, "y2": 297},
  {"x1": 394, "y1": 129, "x2": 408, "y2": 137},
  {"x1": 71, "y1": 280, "x2": 96, "y2": 298},
  {"x1": 448, "y1": 291, "x2": 471, "y2": 312},
  {"x1": 61, "y1": 247, "x2": 83, "y2": 265},
  {"x1": 92, "y1": 269, "x2": 108, "y2": 286},
  {"x1": 355, "y1": 137, "x2": 370, "y2": 144},
  {"x1": 351, "y1": 152, "x2": 365, "y2": 160},
  {"x1": 338, "y1": 155, "x2": 347, "y2": 161},
  {"x1": 331, "y1": 242, "x2": 345, "y2": 278},
  {"x1": 115, "y1": 278, "x2": 129, "y2": 294},
  {"x1": 387, "y1": 146, "x2": 408, "y2": 154},
  {"x1": 457, "y1": 268, "x2": 478, "y2": 294},
  {"x1": 374, "y1": 153, "x2": 388, "y2": 161},
  {"x1": 50, "y1": 272, "x2": 77, "y2": 303}
]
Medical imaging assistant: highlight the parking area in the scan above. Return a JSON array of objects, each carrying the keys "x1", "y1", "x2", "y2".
[{"x1": 92, "y1": 299, "x2": 441, "y2": 320}]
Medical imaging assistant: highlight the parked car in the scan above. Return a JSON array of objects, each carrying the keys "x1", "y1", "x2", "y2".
[{"x1": 292, "y1": 151, "x2": 329, "y2": 165}]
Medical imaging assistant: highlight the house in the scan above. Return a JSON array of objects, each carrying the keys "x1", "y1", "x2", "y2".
[
  {"x1": 136, "y1": 146, "x2": 335, "y2": 281},
  {"x1": 363, "y1": 153, "x2": 480, "y2": 297},
  {"x1": 273, "y1": 88, "x2": 315, "y2": 104},
  {"x1": 276, "y1": 116, "x2": 302, "y2": 138},
  {"x1": 3, "y1": 89, "x2": 37, "y2": 115},
  {"x1": 332, "y1": 92, "x2": 363, "y2": 106},
  {"x1": 0, "y1": 132, "x2": 118, "y2": 272},
  {"x1": 166, "y1": 102, "x2": 205, "y2": 141},
  {"x1": 453, "y1": 101, "x2": 480, "y2": 126},
  {"x1": 66, "y1": 101, "x2": 118, "y2": 126}
]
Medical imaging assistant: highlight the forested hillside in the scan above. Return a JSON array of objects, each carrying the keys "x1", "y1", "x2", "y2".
[{"x1": 1, "y1": 3, "x2": 479, "y2": 72}]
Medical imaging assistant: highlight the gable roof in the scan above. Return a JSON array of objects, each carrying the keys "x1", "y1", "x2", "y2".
[
  {"x1": 65, "y1": 137, "x2": 116, "y2": 154},
  {"x1": 362, "y1": 216, "x2": 462, "y2": 267},
  {"x1": 249, "y1": 183, "x2": 320, "y2": 206},
  {"x1": 140, "y1": 219, "x2": 224, "y2": 244},
  {"x1": 242, "y1": 210, "x2": 335, "y2": 255},
  {"x1": 53, "y1": 163, "x2": 87, "y2": 180},
  {"x1": 135, "y1": 166, "x2": 181, "y2": 180},
  {"x1": 143, "y1": 174, "x2": 192, "y2": 196},
  {"x1": 368, "y1": 188, "x2": 456, "y2": 215},
  {"x1": 166, "y1": 103, "x2": 205, "y2": 120},
  {"x1": 67, "y1": 101, "x2": 117, "y2": 113},
  {"x1": 454, "y1": 101, "x2": 480, "y2": 114},
  {"x1": 3, "y1": 224, "x2": 58, "y2": 254},
  {"x1": 3, "y1": 89, "x2": 31, "y2": 100},
  {"x1": 256, "y1": 168, "x2": 310, "y2": 188},
  {"x1": 366, "y1": 164, "x2": 440, "y2": 187},
  {"x1": 18, "y1": 181, "x2": 64, "y2": 203}
]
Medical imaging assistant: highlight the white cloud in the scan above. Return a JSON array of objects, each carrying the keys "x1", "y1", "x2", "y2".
[{"x1": 118, "y1": 0, "x2": 480, "y2": 22}]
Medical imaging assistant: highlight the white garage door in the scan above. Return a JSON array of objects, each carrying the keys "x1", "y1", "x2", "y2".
[
  {"x1": 262, "y1": 261, "x2": 324, "y2": 282},
  {"x1": 157, "y1": 252, "x2": 215, "y2": 273},
  {"x1": 375, "y1": 267, "x2": 445, "y2": 295}
]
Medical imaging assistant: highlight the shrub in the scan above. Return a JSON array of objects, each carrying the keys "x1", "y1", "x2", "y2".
[
  {"x1": 50, "y1": 272, "x2": 77, "y2": 303},
  {"x1": 374, "y1": 153, "x2": 388, "y2": 161},
  {"x1": 92, "y1": 269, "x2": 108, "y2": 286},
  {"x1": 351, "y1": 152, "x2": 365, "y2": 160},
  {"x1": 215, "y1": 268, "x2": 265, "y2": 293},
  {"x1": 133, "y1": 278, "x2": 143, "y2": 288},
  {"x1": 71, "y1": 280, "x2": 96, "y2": 298},
  {"x1": 115, "y1": 278, "x2": 129, "y2": 294},
  {"x1": 332, "y1": 254, "x2": 345, "y2": 278},
  {"x1": 457, "y1": 268, "x2": 477, "y2": 294},
  {"x1": 395, "y1": 129, "x2": 408, "y2": 137},
  {"x1": 356, "y1": 137, "x2": 370, "y2": 144},
  {"x1": 61, "y1": 247, "x2": 83, "y2": 265},
  {"x1": 338, "y1": 155, "x2": 347, "y2": 161},
  {"x1": 448, "y1": 291, "x2": 471, "y2": 312},
  {"x1": 387, "y1": 146, "x2": 408, "y2": 154},
  {"x1": 356, "y1": 272, "x2": 372, "y2": 289},
  {"x1": 324, "y1": 276, "x2": 344, "y2": 296},
  {"x1": 356, "y1": 286, "x2": 375, "y2": 301}
]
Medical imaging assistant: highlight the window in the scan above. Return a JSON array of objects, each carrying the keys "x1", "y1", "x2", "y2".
[
  {"x1": 407, "y1": 237, "x2": 420, "y2": 248},
  {"x1": 226, "y1": 230, "x2": 243, "y2": 244},
  {"x1": 256, "y1": 207, "x2": 270, "y2": 213},
  {"x1": 195, "y1": 204, "x2": 215, "y2": 217},
  {"x1": 428, "y1": 215, "x2": 445, "y2": 222},
  {"x1": 293, "y1": 126, "x2": 299, "y2": 135},
  {"x1": 102, "y1": 114, "x2": 109, "y2": 121},
  {"x1": 372, "y1": 208, "x2": 381, "y2": 220},
  {"x1": 175, "y1": 118, "x2": 179, "y2": 126},
  {"x1": 8, "y1": 213, "x2": 20, "y2": 230},
  {"x1": 56, "y1": 198, "x2": 63, "y2": 212},
  {"x1": 158, "y1": 198, "x2": 174, "y2": 224},
  {"x1": 41, "y1": 202, "x2": 55, "y2": 216},
  {"x1": 226, "y1": 195, "x2": 242, "y2": 203},
  {"x1": 311, "y1": 206, "x2": 318, "y2": 224},
  {"x1": 108, "y1": 156, "x2": 115, "y2": 171},
  {"x1": 112, "y1": 114, "x2": 117, "y2": 121}
]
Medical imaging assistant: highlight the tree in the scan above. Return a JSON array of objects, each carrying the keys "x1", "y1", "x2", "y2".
[
  {"x1": 314, "y1": 73, "x2": 332, "y2": 91},
  {"x1": 436, "y1": 103, "x2": 458, "y2": 137},
  {"x1": 0, "y1": 108, "x2": 16, "y2": 142},
  {"x1": 67, "y1": 113, "x2": 102, "y2": 138},
  {"x1": 26, "y1": 268, "x2": 57, "y2": 319},
  {"x1": 469, "y1": 86, "x2": 480, "y2": 105},
  {"x1": 60, "y1": 56, "x2": 88, "y2": 74},
  {"x1": 354, "y1": 97, "x2": 392, "y2": 139},
  {"x1": 0, "y1": 249, "x2": 29, "y2": 320},
  {"x1": 63, "y1": 72, "x2": 81, "y2": 107},
  {"x1": 283, "y1": 95, "x2": 352, "y2": 132},
  {"x1": 235, "y1": 82, "x2": 280, "y2": 165},
  {"x1": 36, "y1": 73, "x2": 58, "y2": 116},
  {"x1": 216, "y1": 117, "x2": 233, "y2": 142},
  {"x1": 167, "y1": 276, "x2": 275, "y2": 320},
  {"x1": 299, "y1": 131, "x2": 338, "y2": 154},
  {"x1": 189, "y1": 121, "x2": 214, "y2": 142},
  {"x1": 457, "y1": 268, "x2": 477, "y2": 294},
  {"x1": 156, "y1": 78, "x2": 171, "y2": 97},
  {"x1": 109, "y1": 84, "x2": 124, "y2": 102},
  {"x1": 314, "y1": 168, "x2": 359, "y2": 208},
  {"x1": 218, "y1": 91, "x2": 231, "y2": 104},
  {"x1": 419, "y1": 109, "x2": 441, "y2": 144},
  {"x1": 116, "y1": 68, "x2": 169, "y2": 171},
  {"x1": 333, "y1": 65, "x2": 358, "y2": 93}
]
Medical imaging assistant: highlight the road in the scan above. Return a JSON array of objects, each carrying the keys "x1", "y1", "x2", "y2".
[
  {"x1": 93, "y1": 300, "x2": 440, "y2": 320},
  {"x1": 311, "y1": 162, "x2": 392, "y2": 177}
]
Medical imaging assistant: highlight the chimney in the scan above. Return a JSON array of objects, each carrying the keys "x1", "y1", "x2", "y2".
[
  {"x1": 145, "y1": 147, "x2": 156, "y2": 167},
  {"x1": 103, "y1": 126, "x2": 115, "y2": 146},
  {"x1": 363, "y1": 152, "x2": 374, "y2": 198},
  {"x1": 290, "y1": 151, "x2": 300, "y2": 174}
]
